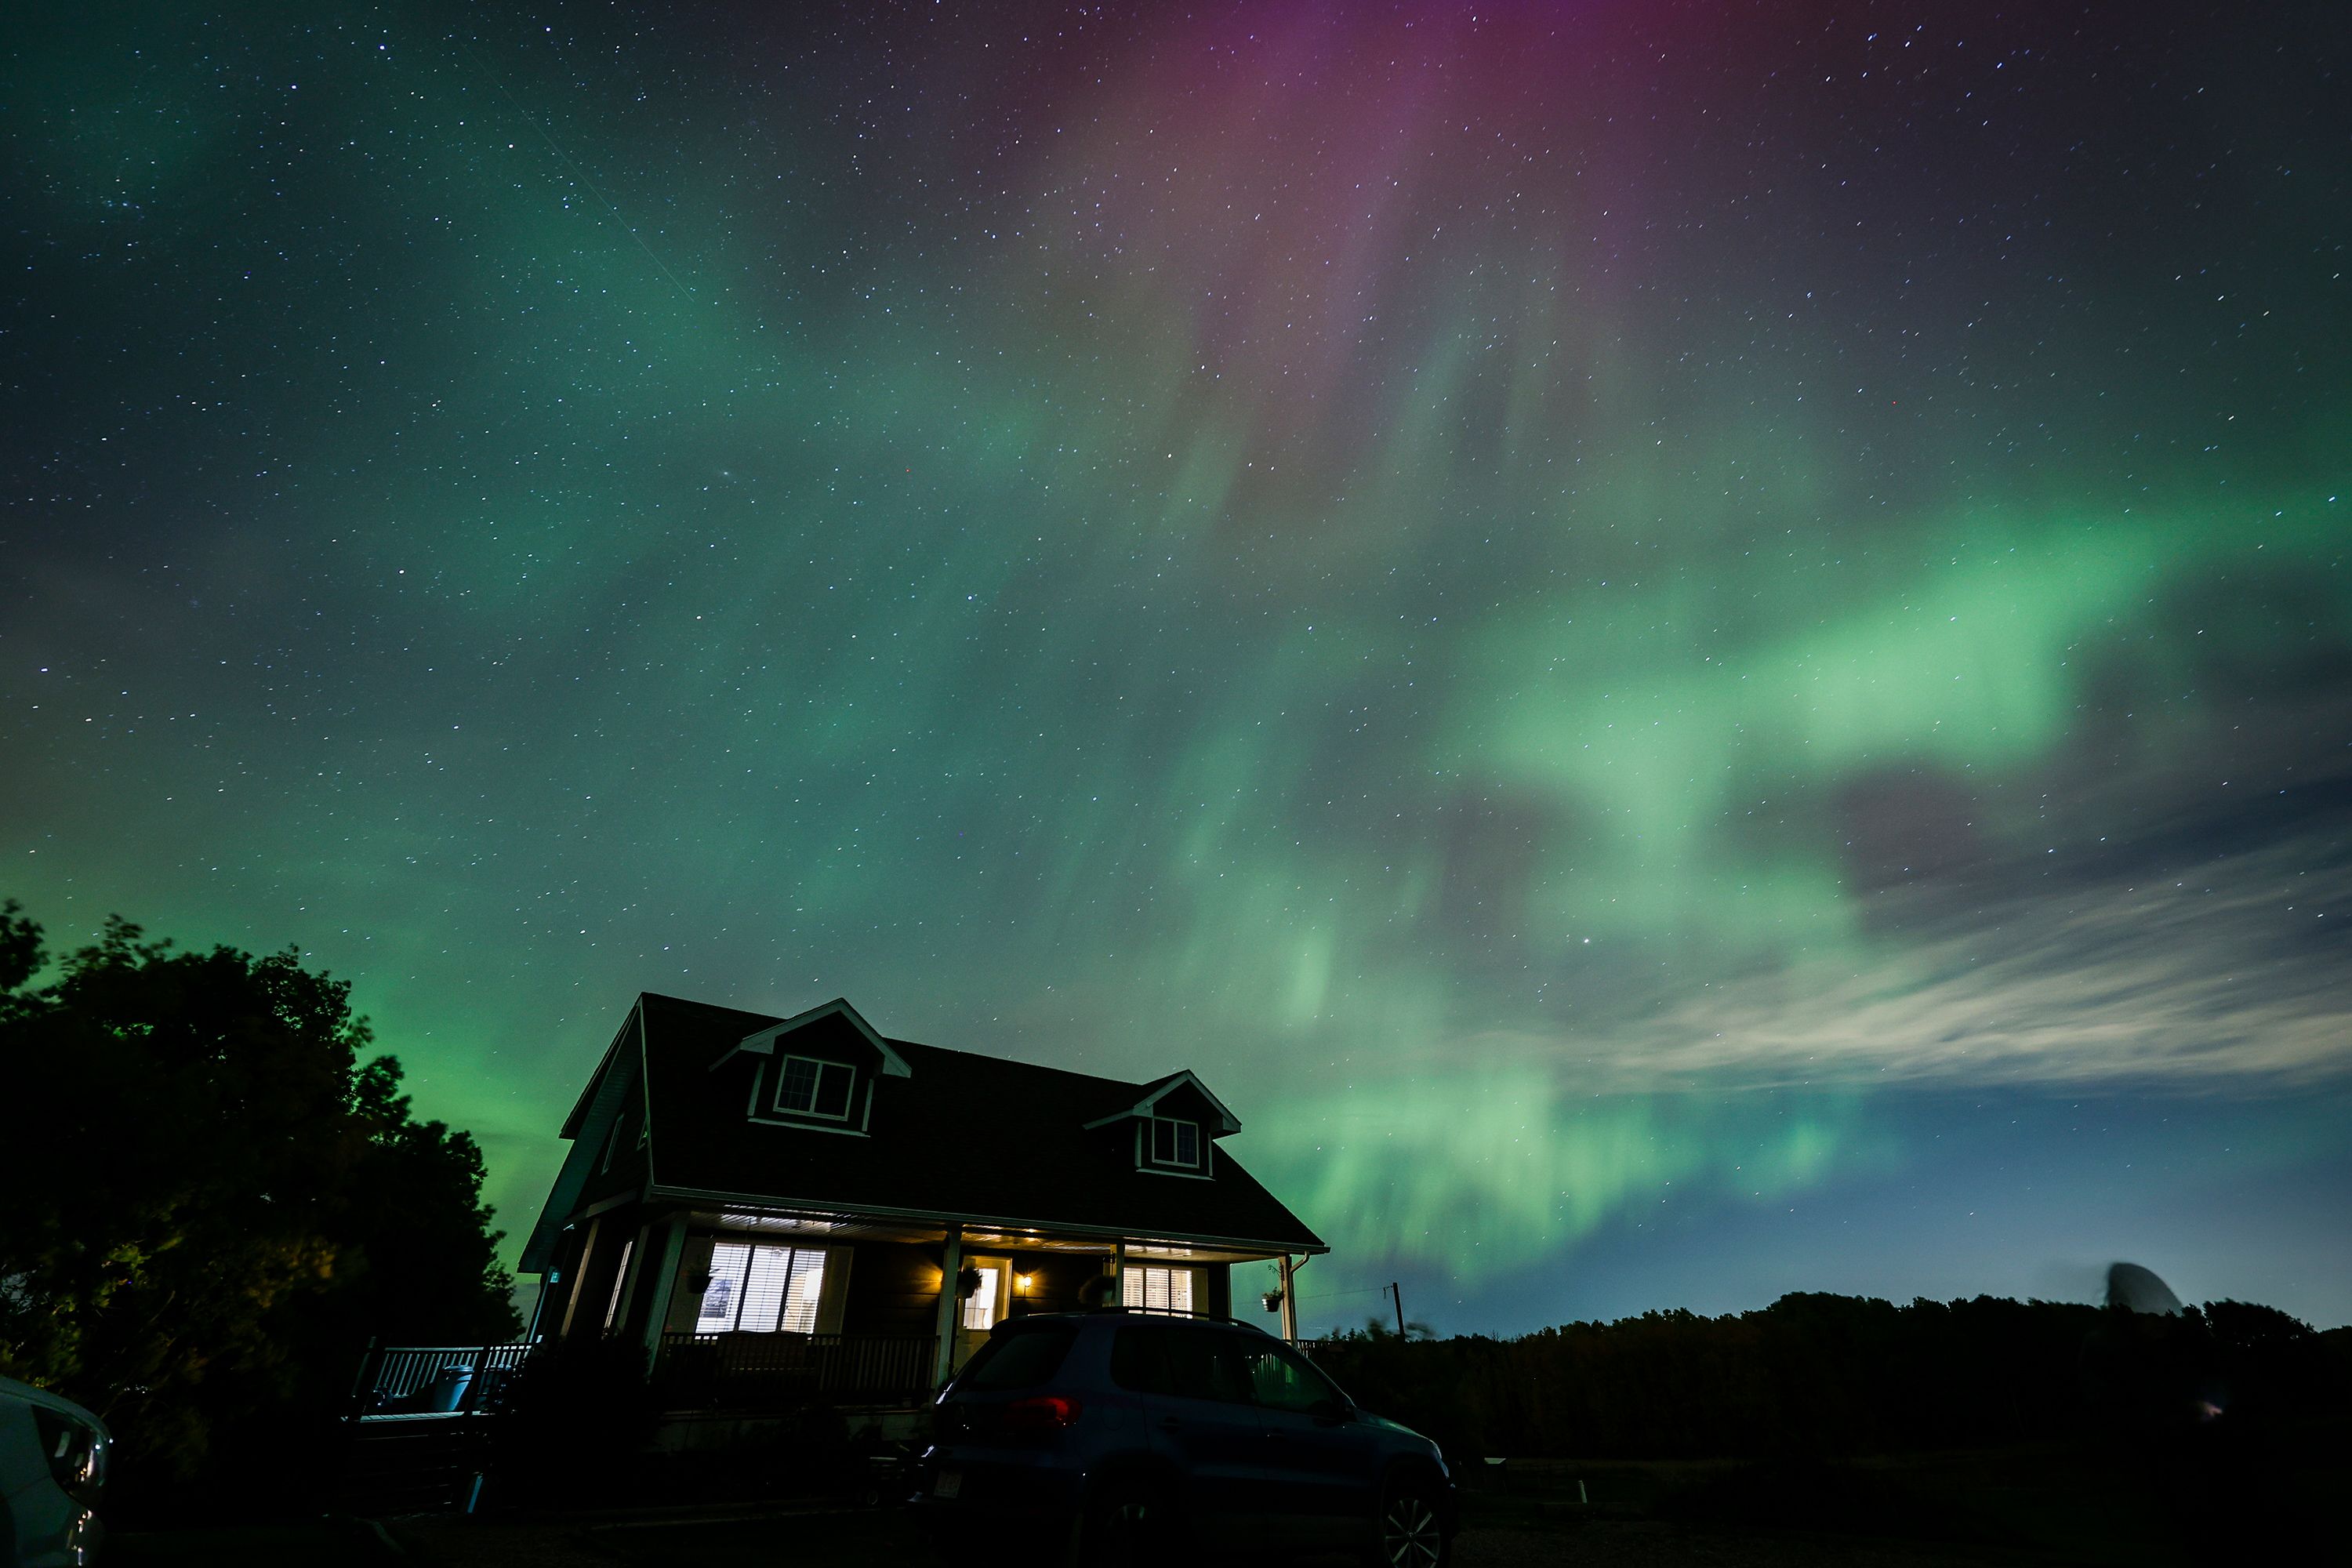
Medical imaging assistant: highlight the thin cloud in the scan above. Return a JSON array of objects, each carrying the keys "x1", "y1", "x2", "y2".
[{"x1": 1616, "y1": 837, "x2": 2352, "y2": 1090}]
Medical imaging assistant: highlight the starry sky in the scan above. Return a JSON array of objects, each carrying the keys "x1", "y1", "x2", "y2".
[{"x1": 5, "y1": 0, "x2": 2349, "y2": 1334}]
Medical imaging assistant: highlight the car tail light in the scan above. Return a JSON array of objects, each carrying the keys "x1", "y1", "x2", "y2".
[{"x1": 1000, "y1": 1395, "x2": 1083, "y2": 1432}]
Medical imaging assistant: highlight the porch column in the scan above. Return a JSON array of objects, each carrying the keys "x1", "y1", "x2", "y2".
[
  {"x1": 1107, "y1": 1243, "x2": 1124, "y2": 1306},
  {"x1": 524, "y1": 1275, "x2": 556, "y2": 1344},
  {"x1": 558, "y1": 1217, "x2": 602, "y2": 1340},
  {"x1": 931, "y1": 1224, "x2": 964, "y2": 1387},
  {"x1": 1278, "y1": 1254, "x2": 1298, "y2": 1344},
  {"x1": 609, "y1": 1223, "x2": 651, "y2": 1337},
  {"x1": 637, "y1": 1213, "x2": 690, "y2": 1372}
]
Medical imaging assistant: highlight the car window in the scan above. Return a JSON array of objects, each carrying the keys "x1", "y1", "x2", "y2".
[
  {"x1": 1240, "y1": 1339, "x2": 1346, "y2": 1414},
  {"x1": 1110, "y1": 1325, "x2": 1252, "y2": 1403},
  {"x1": 1109, "y1": 1326, "x2": 1159, "y2": 1392},
  {"x1": 31, "y1": 1407, "x2": 103, "y2": 1498},
  {"x1": 957, "y1": 1322, "x2": 1078, "y2": 1391}
]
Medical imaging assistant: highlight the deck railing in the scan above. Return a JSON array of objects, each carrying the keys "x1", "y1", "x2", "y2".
[
  {"x1": 351, "y1": 1341, "x2": 536, "y2": 1419},
  {"x1": 654, "y1": 1330, "x2": 938, "y2": 1408}
]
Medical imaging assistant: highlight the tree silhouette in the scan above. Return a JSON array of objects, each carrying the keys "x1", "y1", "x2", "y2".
[
  {"x1": 1309, "y1": 1290, "x2": 2347, "y2": 1465},
  {"x1": 0, "y1": 899, "x2": 516, "y2": 1515}
]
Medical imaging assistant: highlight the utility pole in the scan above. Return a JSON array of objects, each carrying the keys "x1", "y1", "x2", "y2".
[{"x1": 1390, "y1": 1280, "x2": 1405, "y2": 1338}]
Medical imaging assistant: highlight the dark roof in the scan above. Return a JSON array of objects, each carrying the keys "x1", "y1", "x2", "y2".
[{"x1": 632, "y1": 992, "x2": 1323, "y2": 1253}]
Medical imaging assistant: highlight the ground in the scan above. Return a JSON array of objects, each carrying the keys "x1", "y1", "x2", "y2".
[
  {"x1": 107, "y1": 1434, "x2": 2340, "y2": 1566},
  {"x1": 110, "y1": 1507, "x2": 2064, "y2": 1567}
]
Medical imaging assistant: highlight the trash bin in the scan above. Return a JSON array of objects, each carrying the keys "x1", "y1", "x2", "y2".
[{"x1": 423, "y1": 1365, "x2": 475, "y2": 1413}]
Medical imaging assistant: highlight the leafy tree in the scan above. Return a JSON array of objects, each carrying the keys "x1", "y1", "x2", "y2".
[{"x1": 0, "y1": 900, "x2": 517, "y2": 1514}]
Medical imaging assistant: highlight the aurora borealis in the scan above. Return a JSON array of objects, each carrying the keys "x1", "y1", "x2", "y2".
[{"x1": 5, "y1": 0, "x2": 2348, "y2": 1330}]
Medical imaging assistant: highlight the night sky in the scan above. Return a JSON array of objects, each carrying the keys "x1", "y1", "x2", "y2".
[{"x1": 6, "y1": 0, "x2": 2348, "y2": 1334}]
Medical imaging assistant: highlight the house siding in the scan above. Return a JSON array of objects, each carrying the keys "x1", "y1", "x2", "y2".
[
  {"x1": 1203, "y1": 1261, "x2": 1232, "y2": 1319},
  {"x1": 1004, "y1": 1252, "x2": 1108, "y2": 1317},
  {"x1": 579, "y1": 1091, "x2": 649, "y2": 1208},
  {"x1": 841, "y1": 1240, "x2": 943, "y2": 1335},
  {"x1": 561, "y1": 1210, "x2": 645, "y2": 1341}
]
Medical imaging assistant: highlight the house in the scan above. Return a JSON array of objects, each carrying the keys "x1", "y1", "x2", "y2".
[{"x1": 518, "y1": 993, "x2": 1327, "y2": 1427}]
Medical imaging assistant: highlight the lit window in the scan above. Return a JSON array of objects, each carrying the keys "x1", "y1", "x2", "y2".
[
  {"x1": 776, "y1": 1056, "x2": 855, "y2": 1120},
  {"x1": 1150, "y1": 1117, "x2": 1200, "y2": 1167},
  {"x1": 1123, "y1": 1265, "x2": 1196, "y2": 1314},
  {"x1": 961, "y1": 1265, "x2": 1001, "y2": 1331},
  {"x1": 698, "y1": 1242, "x2": 827, "y2": 1333}
]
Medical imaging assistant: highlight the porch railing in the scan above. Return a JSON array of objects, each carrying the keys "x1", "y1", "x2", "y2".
[
  {"x1": 351, "y1": 1341, "x2": 536, "y2": 1419},
  {"x1": 654, "y1": 1330, "x2": 938, "y2": 1409}
]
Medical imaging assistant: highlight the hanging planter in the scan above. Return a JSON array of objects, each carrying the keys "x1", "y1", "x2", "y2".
[{"x1": 1261, "y1": 1290, "x2": 1285, "y2": 1313}]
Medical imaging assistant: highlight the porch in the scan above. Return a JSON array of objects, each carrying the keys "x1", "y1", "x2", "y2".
[
  {"x1": 539, "y1": 1200, "x2": 1312, "y2": 1406},
  {"x1": 651, "y1": 1328, "x2": 936, "y2": 1408}
]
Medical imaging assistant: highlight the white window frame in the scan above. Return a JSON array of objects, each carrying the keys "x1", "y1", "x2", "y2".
[
  {"x1": 774, "y1": 1054, "x2": 855, "y2": 1121},
  {"x1": 602, "y1": 1238, "x2": 635, "y2": 1331},
  {"x1": 1149, "y1": 1116, "x2": 1202, "y2": 1168},
  {"x1": 960, "y1": 1262, "x2": 1004, "y2": 1332},
  {"x1": 1122, "y1": 1264, "x2": 1198, "y2": 1315}
]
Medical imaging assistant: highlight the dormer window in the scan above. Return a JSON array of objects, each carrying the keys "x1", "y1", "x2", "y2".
[
  {"x1": 723, "y1": 1002, "x2": 907, "y2": 1137},
  {"x1": 1150, "y1": 1116, "x2": 1201, "y2": 1168},
  {"x1": 777, "y1": 1055, "x2": 854, "y2": 1120}
]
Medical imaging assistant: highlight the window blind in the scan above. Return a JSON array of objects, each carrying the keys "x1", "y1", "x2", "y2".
[
  {"x1": 1122, "y1": 1265, "x2": 1196, "y2": 1314},
  {"x1": 696, "y1": 1241, "x2": 827, "y2": 1333}
]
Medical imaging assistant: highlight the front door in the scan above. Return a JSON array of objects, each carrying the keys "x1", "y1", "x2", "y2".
[{"x1": 953, "y1": 1254, "x2": 1011, "y2": 1370}]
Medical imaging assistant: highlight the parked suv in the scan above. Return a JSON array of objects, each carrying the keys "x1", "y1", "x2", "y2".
[
  {"x1": 916, "y1": 1310, "x2": 1454, "y2": 1565},
  {"x1": 0, "y1": 1375, "x2": 109, "y2": 1568}
]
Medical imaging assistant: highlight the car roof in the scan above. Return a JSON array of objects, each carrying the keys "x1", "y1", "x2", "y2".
[
  {"x1": 1015, "y1": 1310, "x2": 1280, "y2": 1337},
  {"x1": 0, "y1": 1375, "x2": 111, "y2": 1437}
]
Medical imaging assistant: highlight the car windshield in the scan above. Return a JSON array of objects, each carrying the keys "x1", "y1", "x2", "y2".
[{"x1": 956, "y1": 1322, "x2": 1079, "y2": 1391}]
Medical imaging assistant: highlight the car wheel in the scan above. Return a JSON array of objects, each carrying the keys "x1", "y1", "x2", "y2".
[
  {"x1": 1082, "y1": 1478, "x2": 1174, "y2": 1568},
  {"x1": 1372, "y1": 1475, "x2": 1448, "y2": 1568}
]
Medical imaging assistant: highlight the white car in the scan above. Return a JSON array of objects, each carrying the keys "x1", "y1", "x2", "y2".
[{"x1": 0, "y1": 1377, "x2": 107, "y2": 1567}]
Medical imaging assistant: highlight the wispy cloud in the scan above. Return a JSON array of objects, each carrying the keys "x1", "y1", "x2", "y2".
[{"x1": 1607, "y1": 837, "x2": 2352, "y2": 1090}]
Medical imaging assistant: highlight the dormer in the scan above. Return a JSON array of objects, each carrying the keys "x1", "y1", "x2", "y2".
[
  {"x1": 1083, "y1": 1069, "x2": 1242, "y2": 1179},
  {"x1": 711, "y1": 998, "x2": 912, "y2": 1137}
]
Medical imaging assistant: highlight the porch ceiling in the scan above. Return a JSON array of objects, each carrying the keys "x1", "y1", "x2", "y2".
[{"x1": 685, "y1": 1204, "x2": 1293, "y2": 1264}]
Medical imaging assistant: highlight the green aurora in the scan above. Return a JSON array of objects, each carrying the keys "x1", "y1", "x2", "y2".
[{"x1": 4, "y1": 0, "x2": 2348, "y2": 1328}]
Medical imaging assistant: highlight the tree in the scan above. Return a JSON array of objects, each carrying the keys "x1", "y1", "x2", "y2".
[{"x1": 0, "y1": 900, "x2": 517, "y2": 1513}]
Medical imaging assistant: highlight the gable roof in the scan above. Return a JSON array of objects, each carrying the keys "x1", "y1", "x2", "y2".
[
  {"x1": 1081, "y1": 1069, "x2": 1243, "y2": 1136},
  {"x1": 717, "y1": 996, "x2": 913, "y2": 1077},
  {"x1": 564, "y1": 991, "x2": 1325, "y2": 1256},
  {"x1": 522, "y1": 995, "x2": 770, "y2": 1273},
  {"x1": 524, "y1": 1004, "x2": 648, "y2": 1274}
]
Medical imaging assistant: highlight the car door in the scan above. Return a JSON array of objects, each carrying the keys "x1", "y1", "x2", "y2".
[
  {"x1": 1240, "y1": 1336, "x2": 1385, "y2": 1549},
  {"x1": 1109, "y1": 1321, "x2": 1269, "y2": 1552}
]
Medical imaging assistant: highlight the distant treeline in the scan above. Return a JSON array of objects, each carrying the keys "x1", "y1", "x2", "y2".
[{"x1": 1310, "y1": 1293, "x2": 2352, "y2": 1461}]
